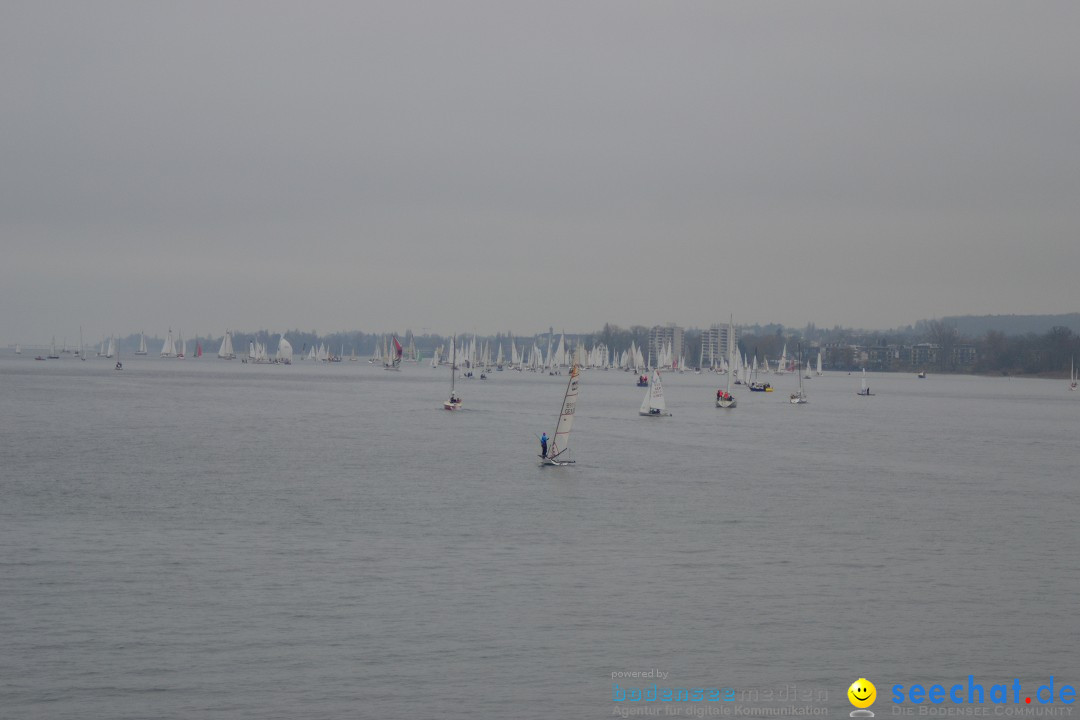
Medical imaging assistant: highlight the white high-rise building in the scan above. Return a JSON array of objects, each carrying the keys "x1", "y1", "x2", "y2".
[
  {"x1": 647, "y1": 324, "x2": 684, "y2": 367},
  {"x1": 701, "y1": 323, "x2": 738, "y2": 366}
]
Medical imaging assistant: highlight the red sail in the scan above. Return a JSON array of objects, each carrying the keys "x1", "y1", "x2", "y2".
[{"x1": 392, "y1": 336, "x2": 403, "y2": 358}]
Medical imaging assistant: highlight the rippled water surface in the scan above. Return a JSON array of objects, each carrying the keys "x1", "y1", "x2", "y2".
[{"x1": 2, "y1": 356, "x2": 1077, "y2": 718}]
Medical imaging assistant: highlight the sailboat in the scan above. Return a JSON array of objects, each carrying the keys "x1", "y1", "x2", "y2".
[
  {"x1": 47, "y1": 336, "x2": 59, "y2": 359},
  {"x1": 857, "y1": 368, "x2": 874, "y2": 396},
  {"x1": 135, "y1": 332, "x2": 148, "y2": 355},
  {"x1": 540, "y1": 364, "x2": 580, "y2": 466},
  {"x1": 716, "y1": 316, "x2": 737, "y2": 408},
  {"x1": 790, "y1": 346, "x2": 808, "y2": 404},
  {"x1": 160, "y1": 328, "x2": 176, "y2": 358},
  {"x1": 79, "y1": 326, "x2": 86, "y2": 361},
  {"x1": 218, "y1": 330, "x2": 236, "y2": 359},
  {"x1": 1070, "y1": 357, "x2": 1077, "y2": 391},
  {"x1": 816, "y1": 351, "x2": 823, "y2": 376},
  {"x1": 384, "y1": 336, "x2": 403, "y2": 370},
  {"x1": 748, "y1": 354, "x2": 773, "y2": 392},
  {"x1": 640, "y1": 369, "x2": 672, "y2": 416},
  {"x1": 443, "y1": 336, "x2": 463, "y2": 410},
  {"x1": 15, "y1": 343, "x2": 21, "y2": 355},
  {"x1": 114, "y1": 337, "x2": 123, "y2": 370}
]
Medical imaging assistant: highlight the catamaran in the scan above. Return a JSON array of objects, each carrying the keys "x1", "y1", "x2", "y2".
[
  {"x1": 640, "y1": 369, "x2": 672, "y2": 416},
  {"x1": 540, "y1": 364, "x2": 580, "y2": 466},
  {"x1": 443, "y1": 336, "x2": 462, "y2": 410},
  {"x1": 857, "y1": 368, "x2": 874, "y2": 396}
]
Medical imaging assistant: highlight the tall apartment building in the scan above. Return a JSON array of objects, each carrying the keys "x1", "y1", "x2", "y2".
[
  {"x1": 700, "y1": 323, "x2": 738, "y2": 366},
  {"x1": 647, "y1": 324, "x2": 684, "y2": 366}
]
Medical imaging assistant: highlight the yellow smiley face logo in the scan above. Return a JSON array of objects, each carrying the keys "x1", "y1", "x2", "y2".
[{"x1": 848, "y1": 678, "x2": 876, "y2": 708}]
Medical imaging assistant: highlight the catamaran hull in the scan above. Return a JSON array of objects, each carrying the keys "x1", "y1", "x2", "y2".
[
  {"x1": 443, "y1": 402, "x2": 462, "y2": 411},
  {"x1": 639, "y1": 411, "x2": 672, "y2": 417},
  {"x1": 716, "y1": 399, "x2": 737, "y2": 408}
]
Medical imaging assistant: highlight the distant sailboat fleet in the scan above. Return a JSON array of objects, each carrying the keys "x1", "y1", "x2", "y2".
[{"x1": 14, "y1": 327, "x2": 1080, "y2": 427}]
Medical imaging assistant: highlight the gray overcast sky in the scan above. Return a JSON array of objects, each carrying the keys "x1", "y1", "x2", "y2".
[{"x1": 3, "y1": 1, "x2": 1079, "y2": 344}]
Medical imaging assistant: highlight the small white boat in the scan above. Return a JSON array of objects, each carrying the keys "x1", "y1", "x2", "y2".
[
  {"x1": 160, "y1": 327, "x2": 176, "y2": 358},
  {"x1": 857, "y1": 368, "x2": 874, "y2": 396},
  {"x1": 790, "y1": 346, "x2": 808, "y2": 404},
  {"x1": 383, "y1": 336, "x2": 402, "y2": 370},
  {"x1": 218, "y1": 330, "x2": 236, "y2": 359},
  {"x1": 716, "y1": 315, "x2": 737, "y2": 408},
  {"x1": 443, "y1": 336, "x2": 463, "y2": 410},
  {"x1": 640, "y1": 369, "x2": 672, "y2": 416}
]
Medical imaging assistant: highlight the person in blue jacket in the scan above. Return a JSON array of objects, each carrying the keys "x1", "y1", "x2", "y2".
[{"x1": 540, "y1": 432, "x2": 548, "y2": 458}]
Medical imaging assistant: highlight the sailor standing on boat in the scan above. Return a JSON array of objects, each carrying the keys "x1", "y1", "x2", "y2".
[{"x1": 540, "y1": 432, "x2": 548, "y2": 458}]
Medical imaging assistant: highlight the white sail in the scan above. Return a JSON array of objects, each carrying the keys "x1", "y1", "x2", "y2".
[
  {"x1": 790, "y1": 346, "x2": 808, "y2": 403},
  {"x1": 444, "y1": 336, "x2": 462, "y2": 409},
  {"x1": 276, "y1": 336, "x2": 293, "y2": 363},
  {"x1": 640, "y1": 369, "x2": 667, "y2": 415},
  {"x1": 15, "y1": 343, "x2": 21, "y2": 354},
  {"x1": 136, "y1": 333, "x2": 148, "y2": 355},
  {"x1": 725, "y1": 317, "x2": 735, "y2": 394},
  {"x1": 218, "y1": 330, "x2": 235, "y2": 359},
  {"x1": 106, "y1": 336, "x2": 115, "y2": 358},
  {"x1": 547, "y1": 364, "x2": 580, "y2": 460},
  {"x1": 816, "y1": 351, "x2": 823, "y2": 376},
  {"x1": 160, "y1": 328, "x2": 176, "y2": 357}
]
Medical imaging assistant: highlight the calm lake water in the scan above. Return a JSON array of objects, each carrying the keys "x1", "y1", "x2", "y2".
[{"x1": 1, "y1": 355, "x2": 1077, "y2": 719}]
